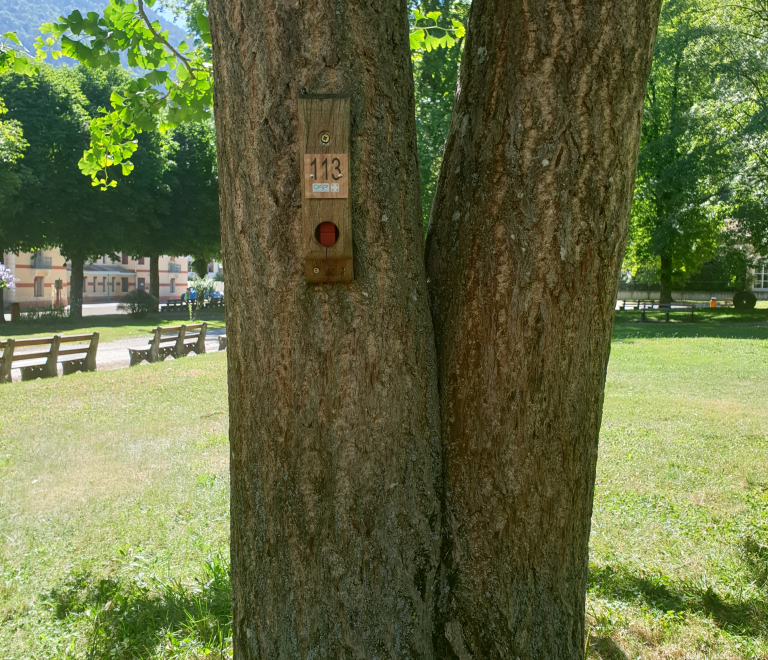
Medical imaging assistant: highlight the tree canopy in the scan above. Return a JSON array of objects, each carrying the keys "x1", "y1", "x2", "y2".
[{"x1": 625, "y1": 0, "x2": 768, "y2": 298}]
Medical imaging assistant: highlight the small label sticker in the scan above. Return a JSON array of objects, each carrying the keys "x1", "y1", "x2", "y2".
[
  {"x1": 331, "y1": 183, "x2": 340, "y2": 192},
  {"x1": 312, "y1": 183, "x2": 330, "y2": 193}
]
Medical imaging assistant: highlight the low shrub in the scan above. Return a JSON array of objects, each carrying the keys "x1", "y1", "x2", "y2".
[
  {"x1": 118, "y1": 289, "x2": 159, "y2": 318},
  {"x1": 19, "y1": 305, "x2": 69, "y2": 322},
  {"x1": 733, "y1": 290, "x2": 757, "y2": 310}
]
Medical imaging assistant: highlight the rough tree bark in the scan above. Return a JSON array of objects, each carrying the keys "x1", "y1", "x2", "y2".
[
  {"x1": 208, "y1": 0, "x2": 441, "y2": 657},
  {"x1": 425, "y1": 0, "x2": 661, "y2": 657},
  {"x1": 69, "y1": 255, "x2": 84, "y2": 320}
]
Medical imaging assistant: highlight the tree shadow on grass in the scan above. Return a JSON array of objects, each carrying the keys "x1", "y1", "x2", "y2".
[
  {"x1": 612, "y1": 319, "x2": 768, "y2": 340},
  {"x1": 589, "y1": 563, "x2": 768, "y2": 638},
  {"x1": 45, "y1": 554, "x2": 231, "y2": 659},
  {"x1": 587, "y1": 634, "x2": 629, "y2": 660}
]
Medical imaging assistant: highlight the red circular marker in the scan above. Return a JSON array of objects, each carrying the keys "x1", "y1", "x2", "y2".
[{"x1": 317, "y1": 222, "x2": 338, "y2": 247}]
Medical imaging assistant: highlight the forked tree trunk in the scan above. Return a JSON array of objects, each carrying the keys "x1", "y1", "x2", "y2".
[
  {"x1": 425, "y1": 0, "x2": 661, "y2": 656},
  {"x1": 208, "y1": 1, "x2": 441, "y2": 657},
  {"x1": 149, "y1": 254, "x2": 160, "y2": 299},
  {"x1": 69, "y1": 255, "x2": 84, "y2": 320}
]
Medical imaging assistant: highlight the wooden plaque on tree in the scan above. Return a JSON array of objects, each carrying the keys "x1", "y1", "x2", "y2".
[{"x1": 298, "y1": 95, "x2": 353, "y2": 283}]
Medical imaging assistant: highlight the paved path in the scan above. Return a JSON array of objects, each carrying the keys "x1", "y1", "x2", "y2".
[{"x1": 6, "y1": 327, "x2": 226, "y2": 382}]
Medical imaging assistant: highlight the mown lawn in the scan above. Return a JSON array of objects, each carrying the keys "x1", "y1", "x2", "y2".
[
  {"x1": 0, "y1": 309, "x2": 226, "y2": 344},
  {"x1": 589, "y1": 322, "x2": 768, "y2": 658},
  {"x1": 0, "y1": 354, "x2": 231, "y2": 659},
  {"x1": 1, "y1": 320, "x2": 767, "y2": 658}
]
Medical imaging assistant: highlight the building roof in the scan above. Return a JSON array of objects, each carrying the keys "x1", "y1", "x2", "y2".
[{"x1": 67, "y1": 264, "x2": 135, "y2": 276}]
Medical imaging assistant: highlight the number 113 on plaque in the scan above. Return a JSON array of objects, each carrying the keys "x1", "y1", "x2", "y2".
[{"x1": 303, "y1": 153, "x2": 348, "y2": 198}]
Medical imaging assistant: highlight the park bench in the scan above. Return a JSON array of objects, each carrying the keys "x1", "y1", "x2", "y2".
[
  {"x1": 640, "y1": 303, "x2": 695, "y2": 322},
  {"x1": 159, "y1": 299, "x2": 188, "y2": 312},
  {"x1": 0, "y1": 332, "x2": 100, "y2": 383},
  {"x1": 618, "y1": 300, "x2": 650, "y2": 311},
  {"x1": 128, "y1": 323, "x2": 207, "y2": 366},
  {"x1": 207, "y1": 297, "x2": 225, "y2": 308},
  {"x1": 218, "y1": 335, "x2": 227, "y2": 351}
]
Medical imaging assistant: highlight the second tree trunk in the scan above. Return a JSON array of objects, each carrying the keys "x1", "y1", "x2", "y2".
[{"x1": 426, "y1": 0, "x2": 661, "y2": 656}]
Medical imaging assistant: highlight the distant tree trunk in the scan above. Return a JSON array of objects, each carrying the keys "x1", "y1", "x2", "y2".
[
  {"x1": 660, "y1": 254, "x2": 673, "y2": 303},
  {"x1": 149, "y1": 255, "x2": 160, "y2": 299},
  {"x1": 0, "y1": 244, "x2": 6, "y2": 323},
  {"x1": 69, "y1": 256, "x2": 84, "y2": 320},
  {"x1": 425, "y1": 0, "x2": 662, "y2": 657},
  {"x1": 208, "y1": 0, "x2": 441, "y2": 658}
]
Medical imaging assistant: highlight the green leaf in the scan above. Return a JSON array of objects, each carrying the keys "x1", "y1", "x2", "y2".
[
  {"x1": 410, "y1": 29, "x2": 425, "y2": 50},
  {"x1": 426, "y1": 11, "x2": 441, "y2": 21},
  {"x1": 196, "y1": 11, "x2": 210, "y2": 37},
  {"x1": 424, "y1": 33, "x2": 440, "y2": 52},
  {"x1": 3, "y1": 32, "x2": 20, "y2": 45}
]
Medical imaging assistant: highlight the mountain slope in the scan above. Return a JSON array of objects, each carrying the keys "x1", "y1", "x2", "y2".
[{"x1": 1, "y1": 0, "x2": 185, "y2": 56}]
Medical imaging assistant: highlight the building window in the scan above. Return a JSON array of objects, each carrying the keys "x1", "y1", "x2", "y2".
[
  {"x1": 102, "y1": 277, "x2": 106, "y2": 290},
  {"x1": 34, "y1": 277, "x2": 44, "y2": 298},
  {"x1": 121, "y1": 277, "x2": 129, "y2": 293},
  {"x1": 754, "y1": 260, "x2": 767, "y2": 290},
  {"x1": 93, "y1": 277, "x2": 97, "y2": 292},
  {"x1": 138, "y1": 257, "x2": 145, "y2": 265},
  {"x1": 138, "y1": 277, "x2": 145, "y2": 290},
  {"x1": 111, "y1": 278, "x2": 115, "y2": 293},
  {"x1": 122, "y1": 253, "x2": 129, "y2": 265},
  {"x1": 102, "y1": 256, "x2": 107, "y2": 264},
  {"x1": 170, "y1": 278, "x2": 176, "y2": 294}
]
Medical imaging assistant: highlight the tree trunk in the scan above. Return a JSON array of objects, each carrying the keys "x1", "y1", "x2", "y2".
[
  {"x1": 208, "y1": 1, "x2": 441, "y2": 658},
  {"x1": 69, "y1": 255, "x2": 84, "y2": 320},
  {"x1": 425, "y1": 1, "x2": 661, "y2": 657},
  {"x1": 0, "y1": 245, "x2": 5, "y2": 323},
  {"x1": 660, "y1": 253, "x2": 673, "y2": 303},
  {"x1": 149, "y1": 254, "x2": 160, "y2": 299}
]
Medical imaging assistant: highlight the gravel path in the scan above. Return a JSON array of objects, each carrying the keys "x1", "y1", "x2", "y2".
[{"x1": 7, "y1": 327, "x2": 226, "y2": 382}]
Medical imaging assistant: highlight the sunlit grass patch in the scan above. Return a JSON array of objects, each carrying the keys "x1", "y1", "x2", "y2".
[
  {"x1": 0, "y1": 353, "x2": 230, "y2": 658},
  {"x1": 2, "y1": 322, "x2": 768, "y2": 657},
  {"x1": 588, "y1": 333, "x2": 768, "y2": 657}
]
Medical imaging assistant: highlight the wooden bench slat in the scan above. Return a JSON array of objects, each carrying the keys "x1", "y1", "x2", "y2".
[
  {"x1": 2, "y1": 336, "x2": 59, "y2": 348},
  {"x1": 57, "y1": 347, "x2": 91, "y2": 356},
  {"x1": 58, "y1": 334, "x2": 98, "y2": 343},
  {"x1": 10, "y1": 350, "x2": 53, "y2": 362}
]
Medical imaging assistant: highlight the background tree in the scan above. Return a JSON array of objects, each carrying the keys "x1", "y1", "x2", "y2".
[
  {"x1": 709, "y1": 0, "x2": 768, "y2": 257},
  {"x1": 625, "y1": 0, "x2": 740, "y2": 301},
  {"x1": 164, "y1": 120, "x2": 219, "y2": 278},
  {"x1": 411, "y1": 0, "x2": 468, "y2": 229},
  {"x1": 0, "y1": 95, "x2": 28, "y2": 322},
  {"x1": 0, "y1": 65, "x2": 141, "y2": 318}
]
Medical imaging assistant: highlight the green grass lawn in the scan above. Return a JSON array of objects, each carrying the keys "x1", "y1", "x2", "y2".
[
  {"x1": 0, "y1": 309, "x2": 226, "y2": 344},
  {"x1": 1, "y1": 320, "x2": 767, "y2": 658}
]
